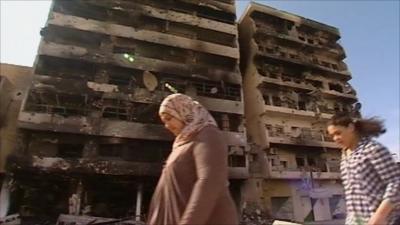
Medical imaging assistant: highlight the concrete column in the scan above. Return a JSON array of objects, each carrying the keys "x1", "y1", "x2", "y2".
[
  {"x1": 135, "y1": 183, "x2": 143, "y2": 221},
  {"x1": 69, "y1": 180, "x2": 83, "y2": 215},
  {"x1": 0, "y1": 177, "x2": 10, "y2": 217}
]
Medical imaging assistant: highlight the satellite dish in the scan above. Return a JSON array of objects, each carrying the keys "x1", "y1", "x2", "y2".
[
  {"x1": 143, "y1": 71, "x2": 158, "y2": 91},
  {"x1": 210, "y1": 87, "x2": 218, "y2": 94},
  {"x1": 354, "y1": 102, "x2": 362, "y2": 111}
]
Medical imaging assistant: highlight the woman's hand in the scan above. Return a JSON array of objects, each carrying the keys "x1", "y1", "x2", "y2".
[
  {"x1": 367, "y1": 212, "x2": 388, "y2": 225},
  {"x1": 367, "y1": 199, "x2": 394, "y2": 225}
]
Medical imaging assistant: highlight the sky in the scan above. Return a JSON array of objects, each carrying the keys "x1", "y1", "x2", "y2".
[{"x1": 1, "y1": 0, "x2": 399, "y2": 159}]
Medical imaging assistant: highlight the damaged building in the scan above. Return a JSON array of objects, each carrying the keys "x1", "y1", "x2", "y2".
[
  {"x1": 1, "y1": 64, "x2": 34, "y2": 219},
  {"x1": 238, "y1": 2, "x2": 358, "y2": 224},
  {"x1": 0, "y1": 1, "x2": 364, "y2": 224},
  {"x1": 2, "y1": 0, "x2": 248, "y2": 222}
]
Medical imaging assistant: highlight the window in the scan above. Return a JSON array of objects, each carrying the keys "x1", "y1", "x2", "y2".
[
  {"x1": 276, "y1": 125, "x2": 284, "y2": 134},
  {"x1": 296, "y1": 157, "x2": 305, "y2": 167},
  {"x1": 272, "y1": 96, "x2": 282, "y2": 106},
  {"x1": 308, "y1": 158, "x2": 316, "y2": 167},
  {"x1": 299, "y1": 101, "x2": 306, "y2": 110},
  {"x1": 329, "y1": 83, "x2": 343, "y2": 93},
  {"x1": 309, "y1": 80, "x2": 323, "y2": 88},
  {"x1": 264, "y1": 95, "x2": 271, "y2": 105},
  {"x1": 57, "y1": 144, "x2": 84, "y2": 158},
  {"x1": 98, "y1": 144, "x2": 122, "y2": 158}
]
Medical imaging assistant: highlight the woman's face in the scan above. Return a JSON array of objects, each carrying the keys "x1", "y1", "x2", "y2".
[
  {"x1": 327, "y1": 124, "x2": 356, "y2": 149},
  {"x1": 160, "y1": 112, "x2": 185, "y2": 136}
]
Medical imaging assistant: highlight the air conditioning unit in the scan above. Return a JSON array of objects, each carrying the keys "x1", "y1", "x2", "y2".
[{"x1": 290, "y1": 128, "x2": 302, "y2": 138}]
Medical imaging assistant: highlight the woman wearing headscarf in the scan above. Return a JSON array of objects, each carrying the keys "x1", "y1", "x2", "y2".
[
  {"x1": 147, "y1": 93, "x2": 239, "y2": 225},
  {"x1": 327, "y1": 112, "x2": 400, "y2": 225}
]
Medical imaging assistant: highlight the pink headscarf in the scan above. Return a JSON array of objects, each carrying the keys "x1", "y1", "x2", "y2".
[{"x1": 159, "y1": 94, "x2": 218, "y2": 147}]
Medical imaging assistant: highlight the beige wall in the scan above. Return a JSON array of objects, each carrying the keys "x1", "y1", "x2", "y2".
[
  {"x1": 261, "y1": 179, "x2": 345, "y2": 222},
  {"x1": 0, "y1": 63, "x2": 33, "y2": 173}
]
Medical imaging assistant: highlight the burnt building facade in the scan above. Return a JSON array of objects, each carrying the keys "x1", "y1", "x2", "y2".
[
  {"x1": 3, "y1": 0, "x2": 248, "y2": 221},
  {"x1": 0, "y1": 64, "x2": 33, "y2": 210},
  {"x1": 238, "y1": 3, "x2": 358, "y2": 223}
]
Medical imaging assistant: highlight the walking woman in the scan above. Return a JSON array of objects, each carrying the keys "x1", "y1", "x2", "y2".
[
  {"x1": 327, "y1": 112, "x2": 400, "y2": 225},
  {"x1": 147, "y1": 93, "x2": 238, "y2": 225}
]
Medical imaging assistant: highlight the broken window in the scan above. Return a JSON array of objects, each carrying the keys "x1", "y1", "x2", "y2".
[
  {"x1": 309, "y1": 80, "x2": 323, "y2": 88},
  {"x1": 58, "y1": 144, "x2": 84, "y2": 158},
  {"x1": 301, "y1": 128, "x2": 312, "y2": 139},
  {"x1": 266, "y1": 47, "x2": 275, "y2": 54},
  {"x1": 329, "y1": 83, "x2": 343, "y2": 93},
  {"x1": 264, "y1": 94, "x2": 272, "y2": 105},
  {"x1": 308, "y1": 158, "x2": 316, "y2": 167},
  {"x1": 334, "y1": 103, "x2": 341, "y2": 112},
  {"x1": 98, "y1": 144, "x2": 123, "y2": 158},
  {"x1": 270, "y1": 158, "x2": 276, "y2": 167},
  {"x1": 265, "y1": 124, "x2": 273, "y2": 136},
  {"x1": 210, "y1": 112, "x2": 242, "y2": 132},
  {"x1": 296, "y1": 157, "x2": 305, "y2": 168},
  {"x1": 331, "y1": 64, "x2": 339, "y2": 70},
  {"x1": 289, "y1": 54, "x2": 297, "y2": 59},
  {"x1": 228, "y1": 146, "x2": 246, "y2": 167},
  {"x1": 298, "y1": 101, "x2": 307, "y2": 110},
  {"x1": 321, "y1": 61, "x2": 331, "y2": 68},
  {"x1": 275, "y1": 125, "x2": 284, "y2": 135},
  {"x1": 282, "y1": 75, "x2": 291, "y2": 82},
  {"x1": 272, "y1": 96, "x2": 282, "y2": 107}
]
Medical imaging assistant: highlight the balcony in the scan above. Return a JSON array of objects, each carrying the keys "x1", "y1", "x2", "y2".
[
  {"x1": 265, "y1": 126, "x2": 338, "y2": 148},
  {"x1": 263, "y1": 105, "x2": 333, "y2": 120},
  {"x1": 8, "y1": 154, "x2": 249, "y2": 179},
  {"x1": 268, "y1": 165, "x2": 340, "y2": 180},
  {"x1": 259, "y1": 75, "x2": 357, "y2": 102},
  {"x1": 254, "y1": 44, "x2": 351, "y2": 79},
  {"x1": 253, "y1": 25, "x2": 346, "y2": 60}
]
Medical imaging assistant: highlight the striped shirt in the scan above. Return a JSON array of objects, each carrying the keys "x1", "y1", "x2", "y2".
[{"x1": 341, "y1": 138, "x2": 400, "y2": 225}]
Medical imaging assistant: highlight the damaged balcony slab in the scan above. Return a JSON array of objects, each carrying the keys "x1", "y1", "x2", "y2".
[
  {"x1": 7, "y1": 155, "x2": 163, "y2": 176},
  {"x1": 269, "y1": 137, "x2": 338, "y2": 148},
  {"x1": 253, "y1": 30, "x2": 345, "y2": 60},
  {"x1": 267, "y1": 136, "x2": 339, "y2": 148},
  {"x1": 17, "y1": 112, "x2": 172, "y2": 141},
  {"x1": 259, "y1": 77, "x2": 357, "y2": 102},
  {"x1": 29, "y1": 75, "x2": 244, "y2": 113},
  {"x1": 47, "y1": 12, "x2": 239, "y2": 59},
  {"x1": 17, "y1": 112, "x2": 247, "y2": 146},
  {"x1": 8, "y1": 155, "x2": 248, "y2": 179},
  {"x1": 178, "y1": 0, "x2": 236, "y2": 15},
  {"x1": 82, "y1": 0, "x2": 238, "y2": 35},
  {"x1": 263, "y1": 105, "x2": 333, "y2": 120},
  {"x1": 239, "y1": 2, "x2": 340, "y2": 38},
  {"x1": 56, "y1": 214, "x2": 141, "y2": 225},
  {"x1": 256, "y1": 51, "x2": 351, "y2": 78},
  {"x1": 37, "y1": 41, "x2": 241, "y2": 84},
  {"x1": 268, "y1": 171, "x2": 340, "y2": 180}
]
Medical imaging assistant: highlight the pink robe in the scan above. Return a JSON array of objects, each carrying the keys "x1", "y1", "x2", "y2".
[{"x1": 147, "y1": 125, "x2": 238, "y2": 225}]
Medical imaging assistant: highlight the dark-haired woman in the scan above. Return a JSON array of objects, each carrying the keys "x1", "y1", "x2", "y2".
[{"x1": 327, "y1": 113, "x2": 400, "y2": 225}]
